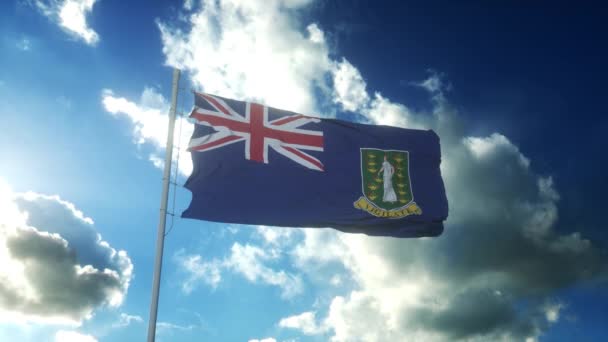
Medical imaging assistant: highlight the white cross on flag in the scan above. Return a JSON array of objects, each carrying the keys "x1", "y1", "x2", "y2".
[{"x1": 188, "y1": 93, "x2": 325, "y2": 171}]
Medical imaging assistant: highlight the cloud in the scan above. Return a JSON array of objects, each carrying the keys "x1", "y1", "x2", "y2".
[
  {"x1": 157, "y1": 321, "x2": 196, "y2": 333},
  {"x1": 543, "y1": 302, "x2": 563, "y2": 323},
  {"x1": 248, "y1": 338, "x2": 277, "y2": 342},
  {"x1": 157, "y1": 321, "x2": 193, "y2": 330},
  {"x1": 101, "y1": 87, "x2": 193, "y2": 176},
  {"x1": 365, "y1": 92, "x2": 423, "y2": 129},
  {"x1": 175, "y1": 242, "x2": 303, "y2": 299},
  {"x1": 227, "y1": 243, "x2": 303, "y2": 298},
  {"x1": 157, "y1": 0, "x2": 330, "y2": 115},
  {"x1": 255, "y1": 226, "x2": 296, "y2": 247},
  {"x1": 280, "y1": 73, "x2": 607, "y2": 341},
  {"x1": 183, "y1": 0, "x2": 194, "y2": 11},
  {"x1": 174, "y1": 251, "x2": 222, "y2": 293},
  {"x1": 278, "y1": 311, "x2": 325, "y2": 335},
  {"x1": 414, "y1": 70, "x2": 452, "y2": 94},
  {"x1": 54, "y1": 330, "x2": 97, "y2": 342},
  {"x1": 33, "y1": 0, "x2": 100, "y2": 45},
  {"x1": 331, "y1": 58, "x2": 369, "y2": 112},
  {"x1": 112, "y1": 313, "x2": 143, "y2": 328},
  {"x1": 0, "y1": 179, "x2": 133, "y2": 325}
]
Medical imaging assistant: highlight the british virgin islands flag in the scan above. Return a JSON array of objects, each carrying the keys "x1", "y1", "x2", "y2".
[{"x1": 182, "y1": 92, "x2": 448, "y2": 237}]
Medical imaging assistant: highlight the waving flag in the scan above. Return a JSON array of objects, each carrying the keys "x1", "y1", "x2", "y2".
[{"x1": 182, "y1": 92, "x2": 448, "y2": 237}]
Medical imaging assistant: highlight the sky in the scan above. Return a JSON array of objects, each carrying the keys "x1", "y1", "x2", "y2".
[{"x1": 0, "y1": 0, "x2": 607, "y2": 341}]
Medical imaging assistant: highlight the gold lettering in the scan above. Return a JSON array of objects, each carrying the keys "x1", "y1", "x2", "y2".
[{"x1": 354, "y1": 197, "x2": 422, "y2": 219}]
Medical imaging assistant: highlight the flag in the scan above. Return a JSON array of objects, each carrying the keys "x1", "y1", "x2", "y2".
[{"x1": 182, "y1": 92, "x2": 448, "y2": 237}]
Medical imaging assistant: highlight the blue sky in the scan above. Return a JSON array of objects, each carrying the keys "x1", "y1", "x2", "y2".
[{"x1": 1, "y1": 1, "x2": 607, "y2": 341}]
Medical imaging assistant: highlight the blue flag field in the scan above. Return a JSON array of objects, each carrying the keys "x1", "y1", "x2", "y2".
[{"x1": 182, "y1": 92, "x2": 448, "y2": 237}]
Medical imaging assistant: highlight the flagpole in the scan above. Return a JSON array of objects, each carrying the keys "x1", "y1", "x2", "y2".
[{"x1": 147, "y1": 68, "x2": 180, "y2": 342}]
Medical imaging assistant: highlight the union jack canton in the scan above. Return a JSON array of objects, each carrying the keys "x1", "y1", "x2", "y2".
[{"x1": 188, "y1": 93, "x2": 324, "y2": 171}]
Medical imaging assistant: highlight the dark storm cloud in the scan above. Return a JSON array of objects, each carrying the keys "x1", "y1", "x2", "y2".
[
  {"x1": 414, "y1": 289, "x2": 534, "y2": 340},
  {"x1": 0, "y1": 192, "x2": 132, "y2": 324}
]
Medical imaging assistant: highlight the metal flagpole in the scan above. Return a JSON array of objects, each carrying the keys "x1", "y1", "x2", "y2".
[{"x1": 147, "y1": 68, "x2": 180, "y2": 342}]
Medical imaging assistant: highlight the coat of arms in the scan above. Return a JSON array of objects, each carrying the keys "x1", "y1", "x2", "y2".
[{"x1": 354, "y1": 148, "x2": 422, "y2": 218}]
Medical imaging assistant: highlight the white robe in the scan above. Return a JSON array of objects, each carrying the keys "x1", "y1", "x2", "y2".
[{"x1": 380, "y1": 161, "x2": 398, "y2": 203}]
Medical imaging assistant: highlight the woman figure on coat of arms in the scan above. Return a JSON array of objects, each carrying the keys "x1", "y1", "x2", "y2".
[{"x1": 378, "y1": 154, "x2": 398, "y2": 203}]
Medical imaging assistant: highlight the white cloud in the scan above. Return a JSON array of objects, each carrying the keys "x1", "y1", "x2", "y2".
[
  {"x1": 157, "y1": 0, "x2": 330, "y2": 115},
  {"x1": 54, "y1": 330, "x2": 97, "y2": 342},
  {"x1": 414, "y1": 70, "x2": 451, "y2": 93},
  {"x1": 227, "y1": 243, "x2": 303, "y2": 298},
  {"x1": 330, "y1": 275, "x2": 342, "y2": 286},
  {"x1": 176, "y1": 242, "x2": 303, "y2": 299},
  {"x1": 465, "y1": 133, "x2": 530, "y2": 168},
  {"x1": 102, "y1": 88, "x2": 169, "y2": 146},
  {"x1": 255, "y1": 226, "x2": 296, "y2": 247},
  {"x1": 33, "y1": 0, "x2": 100, "y2": 45},
  {"x1": 0, "y1": 178, "x2": 133, "y2": 325},
  {"x1": 101, "y1": 87, "x2": 193, "y2": 176},
  {"x1": 331, "y1": 58, "x2": 369, "y2": 112},
  {"x1": 279, "y1": 311, "x2": 326, "y2": 335},
  {"x1": 174, "y1": 251, "x2": 222, "y2": 293},
  {"x1": 324, "y1": 292, "x2": 404, "y2": 342},
  {"x1": 292, "y1": 229, "x2": 348, "y2": 268},
  {"x1": 58, "y1": 0, "x2": 99, "y2": 44},
  {"x1": 307, "y1": 23, "x2": 325, "y2": 44},
  {"x1": 157, "y1": 321, "x2": 196, "y2": 332},
  {"x1": 365, "y1": 92, "x2": 424, "y2": 129},
  {"x1": 112, "y1": 313, "x2": 143, "y2": 328},
  {"x1": 248, "y1": 338, "x2": 277, "y2": 342},
  {"x1": 544, "y1": 303, "x2": 563, "y2": 323},
  {"x1": 183, "y1": 0, "x2": 194, "y2": 11},
  {"x1": 148, "y1": 155, "x2": 165, "y2": 170}
]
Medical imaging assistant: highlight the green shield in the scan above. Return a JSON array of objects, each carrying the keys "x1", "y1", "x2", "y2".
[{"x1": 360, "y1": 149, "x2": 414, "y2": 211}]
